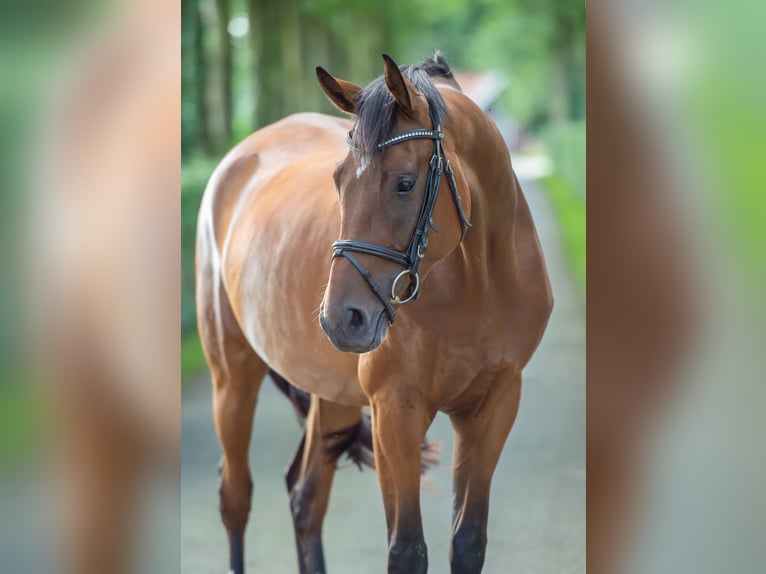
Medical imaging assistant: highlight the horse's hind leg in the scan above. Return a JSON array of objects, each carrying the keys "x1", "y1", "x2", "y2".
[
  {"x1": 212, "y1": 354, "x2": 265, "y2": 574},
  {"x1": 197, "y1": 273, "x2": 266, "y2": 574},
  {"x1": 285, "y1": 394, "x2": 362, "y2": 574}
]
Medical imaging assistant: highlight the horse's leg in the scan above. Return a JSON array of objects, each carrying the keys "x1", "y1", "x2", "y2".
[
  {"x1": 285, "y1": 394, "x2": 361, "y2": 574},
  {"x1": 448, "y1": 371, "x2": 522, "y2": 574},
  {"x1": 369, "y1": 390, "x2": 435, "y2": 574},
  {"x1": 198, "y1": 272, "x2": 266, "y2": 574},
  {"x1": 212, "y1": 355, "x2": 265, "y2": 574}
]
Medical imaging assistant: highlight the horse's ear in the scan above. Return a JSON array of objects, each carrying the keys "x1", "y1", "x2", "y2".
[
  {"x1": 382, "y1": 53, "x2": 414, "y2": 115},
  {"x1": 316, "y1": 67, "x2": 361, "y2": 115}
]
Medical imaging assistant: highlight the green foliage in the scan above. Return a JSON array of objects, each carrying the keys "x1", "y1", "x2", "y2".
[
  {"x1": 182, "y1": 333, "x2": 208, "y2": 381},
  {"x1": 0, "y1": 380, "x2": 43, "y2": 465},
  {"x1": 692, "y1": 73, "x2": 766, "y2": 292},
  {"x1": 541, "y1": 173, "x2": 586, "y2": 292},
  {"x1": 539, "y1": 120, "x2": 585, "y2": 291},
  {"x1": 182, "y1": 156, "x2": 219, "y2": 334},
  {"x1": 541, "y1": 121, "x2": 586, "y2": 199},
  {"x1": 403, "y1": 0, "x2": 585, "y2": 124},
  {"x1": 182, "y1": 0, "x2": 586, "y2": 158}
]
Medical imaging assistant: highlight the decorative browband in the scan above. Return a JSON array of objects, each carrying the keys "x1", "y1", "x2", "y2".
[
  {"x1": 345, "y1": 129, "x2": 444, "y2": 152},
  {"x1": 378, "y1": 129, "x2": 443, "y2": 149}
]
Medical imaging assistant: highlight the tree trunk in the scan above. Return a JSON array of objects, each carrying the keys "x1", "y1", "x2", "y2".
[
  {"x1": 301, "y1": 15, "x2": 330, "y2": 113},
  {"x1": 250, "y1": 0, "x2": 283, "y2": 128},
  {"x1": 181, "y1": 0, "x2": 194, "y2": 155},
  {"x1": 193, "y1": 0, "x2": 213, "y2": 154},
  {"x1": 379, "y1": 4, "x2": 395, "y2": 58},
  {"x1": 215, "y1": 0, "x2": 233, "y2": 142},
  {"x1": 279, "y1": 0, "x2": 303, "y2": 114},
  {"x1": 346, "y1": 12, "x2": 372, "y2": 83}
]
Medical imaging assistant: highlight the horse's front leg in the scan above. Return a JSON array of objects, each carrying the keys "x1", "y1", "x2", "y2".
[
  {"x1": 449, "y1": 370, "x2": 522, "y2": 574},
  {"x1": 368, "y1": 386, "x2": 435, "y2": 574}
]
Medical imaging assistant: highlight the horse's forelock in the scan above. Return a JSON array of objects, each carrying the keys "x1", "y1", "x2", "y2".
[{"x1": 351, "y1": 56, "x2": 451, "y2": 162}]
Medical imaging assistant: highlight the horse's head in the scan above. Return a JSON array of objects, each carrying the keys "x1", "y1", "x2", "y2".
[{"x1": 316, "y1": 54, "x2": 472, "y2": 354}]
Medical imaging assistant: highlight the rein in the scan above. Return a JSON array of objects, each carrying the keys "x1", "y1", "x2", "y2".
[{"x1": 332, "y1": 105, "x2": 472, "y2": 325}]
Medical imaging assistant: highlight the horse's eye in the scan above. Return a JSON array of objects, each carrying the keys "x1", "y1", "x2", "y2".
[{"x1": 396, "y1": 178, "x2": 415, "y2": 196}]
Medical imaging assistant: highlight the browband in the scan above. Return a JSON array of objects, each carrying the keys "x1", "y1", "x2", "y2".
[{"x1": 346, "y1": 129, "x2": 444, "y2": 151}]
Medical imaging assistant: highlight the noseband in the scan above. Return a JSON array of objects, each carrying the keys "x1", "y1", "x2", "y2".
[{"x1": 331, "y1": 105, "x2": 472, "y2": 325}]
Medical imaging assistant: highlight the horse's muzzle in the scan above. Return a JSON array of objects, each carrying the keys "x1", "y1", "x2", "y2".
[{"x1": 319, "y1": 303, "x2": 388, "y2": 354}]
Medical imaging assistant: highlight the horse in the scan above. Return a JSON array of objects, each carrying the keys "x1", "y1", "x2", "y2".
[{"x1": 195, "y1": 52, "x2": 552, "y2": 574}]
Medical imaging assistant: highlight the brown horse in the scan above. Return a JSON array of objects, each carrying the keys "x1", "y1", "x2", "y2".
[{"x1": 196, "y1": 52, "x2": 552, "y2": 574}]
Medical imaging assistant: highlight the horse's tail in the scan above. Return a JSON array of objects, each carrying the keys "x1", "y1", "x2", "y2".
[{"x1": 269, "y1": 369, "x2": 440, "y2": 473}]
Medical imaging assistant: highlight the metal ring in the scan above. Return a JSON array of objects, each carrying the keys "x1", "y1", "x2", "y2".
[{"x1": 390, "y1": 269, "x2": 420, "y2": 305}]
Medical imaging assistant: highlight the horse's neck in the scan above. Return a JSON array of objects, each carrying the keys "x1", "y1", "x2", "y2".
[
  {"x1": 456, "y1": 111, "x2": 519, "y2": 263},
  {"x1": 430, "y1": 76, "x2": 462, "y2": 93}
]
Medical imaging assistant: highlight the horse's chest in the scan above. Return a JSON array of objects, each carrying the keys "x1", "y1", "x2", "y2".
[{"x1": 428, "y1": 340, "x2": 515, "y2": 413}]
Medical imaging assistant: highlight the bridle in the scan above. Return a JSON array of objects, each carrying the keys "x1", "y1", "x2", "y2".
[{"x1": 331, "y1": 104, "x2": 472, "y2": 325}]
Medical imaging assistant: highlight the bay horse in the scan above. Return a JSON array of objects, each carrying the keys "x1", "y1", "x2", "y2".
[{"x1": 196, "y1": 52, "x2": 552, "y2": 574}]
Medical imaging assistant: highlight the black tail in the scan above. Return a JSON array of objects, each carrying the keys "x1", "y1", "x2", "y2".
[
  {"x1": 269, "y1": 369, "x2": 439, "y2": 473},
  {"x1": 269, "y1": 369, "x2": 310, "y2": 425}
]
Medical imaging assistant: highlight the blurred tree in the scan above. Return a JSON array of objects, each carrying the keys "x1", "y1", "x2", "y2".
[
  {"x1": 181, "y1": 0, "x2": 213, "y2": 154},
  {"x1": 280, "y1": 0, "x2": 302, "y2": 114},
  {"x1": 215, "y1": 0, "x2": 233, "y2": 142},
  {"x1": 181, "y1": 0, "x2": 586, "y2": 156},
  {"x1": 249, "y1": 0, "x2": 283, "y2": 127},
  {"x1": 299, "y1": 12, "x2": 330, "y2": 113},
  {"x1": 543, "y1": 0, "x2": 586, "y2": 121}
]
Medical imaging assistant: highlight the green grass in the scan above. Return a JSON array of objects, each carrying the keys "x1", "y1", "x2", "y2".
[
  {"x1": 181, "y1": 157, "x2": 218, "y2": 383},
  {"x1": 182, "y1": 332, "x2": 208, "y2": 381},
  {"x1": 538, "y1": 120, "x2": 586, "y2": 292},
  {"x1": 181, "y1": 157, "x2": 220, "y2": 383},
  {"x1": 0, "y1": 377, "x2": 43, "y2": 465},
  {"x1": 182, "y1": 156, "x2": 219, "y2": 334},
  {"x1": 541, "y1": 173, "x2": 586, "y2": 291},
  {"x1": 540, "y1": 122, "x2": 586, "y2": 200}
]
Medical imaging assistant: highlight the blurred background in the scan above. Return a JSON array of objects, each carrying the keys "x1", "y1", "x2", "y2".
[
  {"x1": 0, "y1": 2, "x2": 181, "y2": 573},
  {"x1": 181, "y1": 1, "x2": 586, "y2": 572}
]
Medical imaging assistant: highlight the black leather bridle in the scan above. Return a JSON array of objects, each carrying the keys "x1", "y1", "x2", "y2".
[{"x1": 332, "y1": 104, "x2": 472, "y2": 325}]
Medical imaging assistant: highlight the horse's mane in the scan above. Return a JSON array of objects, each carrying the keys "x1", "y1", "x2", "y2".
[
  {"x1": 352, "y1": 51, "x2": 454, "y2": 160},
  {"x1": 416, "y1": 50, "x2": 457, "y2": 82}
]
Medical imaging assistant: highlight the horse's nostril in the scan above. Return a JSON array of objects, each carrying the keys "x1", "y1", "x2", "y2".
[{"x1": 346, "y1": 307, "x2": 366, "y2": 333}]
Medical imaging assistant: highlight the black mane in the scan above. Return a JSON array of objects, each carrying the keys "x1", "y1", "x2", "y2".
[
  {"x1": 416, "y1": 50, "x2": 456, "y2": 80},
  {"x1": 352, "y1": 52, "x2": 452, "y2": 160}
]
